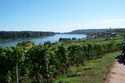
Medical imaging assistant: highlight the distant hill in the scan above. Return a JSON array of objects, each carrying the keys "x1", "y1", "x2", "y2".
[{"x1": 68, "y1": 29, "x2": 108, "y2": 34}]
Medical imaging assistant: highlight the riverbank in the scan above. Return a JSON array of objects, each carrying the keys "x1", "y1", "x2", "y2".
[
  {"x1": 0, "y1": 31, "x2": 55, "y2": 43},
  {"x1": 0, "y1": 39, "x2": 21, "y2": 43},
  {"x1": 0, "y1": 35, "x2": 54, "y2": 43}
]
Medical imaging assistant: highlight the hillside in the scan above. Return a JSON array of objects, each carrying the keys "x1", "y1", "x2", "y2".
[{"x1": 68, "y1": 29, "x2": 108, "y2": 34}]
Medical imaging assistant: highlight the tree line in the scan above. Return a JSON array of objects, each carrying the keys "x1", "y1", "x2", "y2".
[
  {"x1": 0, "y1": 31, "x2": 55, "y2": 40},
  {"x1": 0, "y1": 40, "x2": 122, "y2": 83}
]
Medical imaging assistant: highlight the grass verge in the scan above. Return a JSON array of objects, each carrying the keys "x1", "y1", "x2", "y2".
[{"x1": 54, "y1": 51, "x2": 121, "y2": 83}]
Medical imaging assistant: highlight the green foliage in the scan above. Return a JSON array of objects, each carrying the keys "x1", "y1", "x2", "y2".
[
  {"x1": 0, "y1": 38, "x2": 122, "y2": 82},
  {"x1": 54, "y1": 51, "x2": 120, "y2": 83},
  {"x1": 17, "y1": 41, "x2": 35, "y2": 47}
]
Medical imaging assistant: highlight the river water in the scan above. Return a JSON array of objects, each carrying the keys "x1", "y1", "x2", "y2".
[{"x1": 0, "y1": 34, "x2": 87, "y2": 47}]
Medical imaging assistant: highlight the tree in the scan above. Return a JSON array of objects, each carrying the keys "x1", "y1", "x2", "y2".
[{"x1": 55, "y1": 44, "x2": 69, "y2": 74}]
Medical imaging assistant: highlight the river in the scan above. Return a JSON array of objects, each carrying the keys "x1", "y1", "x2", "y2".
[{"x1": 0, "y1": 34, "x2": 87, "y2": 47}]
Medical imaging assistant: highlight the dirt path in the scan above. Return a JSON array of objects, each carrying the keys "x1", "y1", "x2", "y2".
[{"x1": 105, "y1": 55, "x2": 125, "y2": 83}]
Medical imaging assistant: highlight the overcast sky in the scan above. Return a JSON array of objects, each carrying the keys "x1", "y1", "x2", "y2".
[{"x1": 0, "y1": 0, "x2": 125, "y2": 32}]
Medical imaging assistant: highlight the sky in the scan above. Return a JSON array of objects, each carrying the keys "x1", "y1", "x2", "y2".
[{"x1": 0, "y1": 0, "x2": 125, "y2": 32}]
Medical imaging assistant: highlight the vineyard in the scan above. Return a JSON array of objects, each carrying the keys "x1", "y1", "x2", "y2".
[{"x1": 0, "y1": 38, "x2": 122, "y2": 83}]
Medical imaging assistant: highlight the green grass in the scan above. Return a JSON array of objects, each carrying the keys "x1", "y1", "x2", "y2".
[{"x1": 54, "y1": 51, "x2": 121, "y2": 83}]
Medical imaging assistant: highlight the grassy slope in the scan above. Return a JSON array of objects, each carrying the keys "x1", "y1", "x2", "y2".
[{"x1": 54, "y1": 51, "x2": 120, "y2": 83}]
